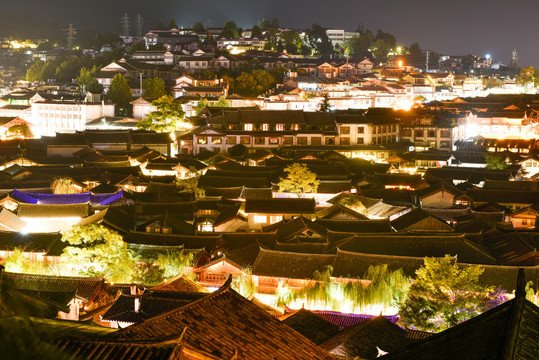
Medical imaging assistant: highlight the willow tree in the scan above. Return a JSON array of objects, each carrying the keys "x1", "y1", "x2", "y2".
[
  {"x1": 154, "y1": 249, "x2": 194, "y2": 279},
  {"x1": 61, "y1": 224, "x2": 138, "y2": 283},
  {"x1": 278, "y1": 163, "x2": 319, "y2": 198},
  {"x1": 50, "y1": 176, "x2": 77, "y2": 194},
  {"x1": 399, "y1": 255, "x2": 507, "y2": 332},
  {"x1": 279, "y1": 265, "x2": 410, "y2": 314},
  {"x1": 231, "y1": 268, "x2": 258, "y2": 299}
]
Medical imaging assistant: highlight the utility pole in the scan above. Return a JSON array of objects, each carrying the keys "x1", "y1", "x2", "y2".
[
  {"x1": 121, "y1": 13, "x2": 130, "y2": 37},
  {"x1": 139, "y1": 73, "x2": 143, "y2": 97},
  {"x1": 136, "y1": 14, "x2": 143, "y2": 38},
  {"x1": 425, "y1": 50, "x2": 429, "y2": 73},
  {"x1": 66, "y1": 24, "x2": 77, "y2": 48}
]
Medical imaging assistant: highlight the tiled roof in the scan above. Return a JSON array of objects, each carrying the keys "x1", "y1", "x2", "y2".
[
  {"x1": 320, "y1": 315, "x2": 418, "y2": 358},
  {"x1": 245, "y1": 198, "x2": 316, "y2": 214},
  {"x1": 338, "y1": 233, "x2": 496, "y2": 265},
  {"x1": 2, "y1": 272, "x2": 104, "y2": 302},
  {"x1": 281, "y1": 308, "x2": 339, "y2": 344},
  {"x1": 380, "y1": 289, "x2": 539, "y2": 359},
  {"x1": 108, "y1": 281, "x2": 335, "y2": 360}
]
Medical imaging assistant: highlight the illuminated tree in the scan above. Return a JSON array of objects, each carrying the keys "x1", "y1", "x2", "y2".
[
  {"x1": 232, "y1": 268, "x2": 258, "y2": 298},
  {"x1": 154, "y1": 249, "x2": 194, "y2": 279},
  {"x1": 60, "y1": 224, "x2": 138, "y2": 283},
  {"x1": 517, "y1": 66, "x2": 537, "y2": 85},
  {"x1": 399, "y1": 255, "x2": 507, "y2": 332},
  {"x1": 485, "y1": 153, "x2": 508, "y2": 170},
  {"x1": 50, "y1": 177, "x2": 78, "y2": 194},
  {"x1": 136, "y1": 95, "x2": 186, "y2": 132},
  {"x1": 195, "y1": 96, "x2": 230, "y2": 115},
  {"x1": 77, "y1": 66, "x2": 103, "y2": 94},
  {"x1": 26, "y1": 60, "x2": 45, "y2": 82},
  {"x1": 278, "y1": 163, "x2": 319, "y2": 198},
  {"x1": 319, "y1": 94, "x2": 330, "y2": 112},
  {"x1": 277, "y1": 265, "x2": 410, "y2": 314},
  {"x1": 8, "y1": 124, "x2": 32, "y2": 138}
]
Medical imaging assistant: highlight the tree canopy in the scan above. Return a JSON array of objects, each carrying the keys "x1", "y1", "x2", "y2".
[
  {"x1": 77, "y1": 66, "x2": 103, "y2": 94},
  {"x1": 136, "y1": 95, "x2": 186, "y2": 132},
  {"x1": 106, "y1": 73, "x2": 133, "y2": 116},
  {"x1": 50, "y1": 177, "x2": 78, "y2": 194},
  {"x1": 61, "y1": 224, "x2": 138, "y2": 283},
  {"x1": 399, "y1": 255, "x2": 507, "y2": 332},
  {"x1": 234, "y1": 70, "x2": 275, "y2": 97},
  {"x1": 221, "y1": 20, "x2": 240, "y2": 38},
  {"x1": 278, "y1": 163, "x2": 320, "y2": 197},
  {"x1": 142, "y1": 77, "x2": 167, "y2": 98},
  {"x1": 307, "y1": 23, "x2": 333, "y2": 57}
]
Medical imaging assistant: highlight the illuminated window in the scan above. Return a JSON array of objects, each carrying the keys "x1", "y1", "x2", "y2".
[
  {"x1": 269, "y1": 137, "x2": 279, "y2": 144},
  {"x1": 255, "y1": 137, "x2": 265, "y2": 145},
  {"x1": 276, "y1": 124, "x2": 284, "y2": 131},
  {"x1": 241, "y1": 137, "x2": 251, "y2": 145},
  {"x1": 269, "y1": 215, "x2": 283, "y2": 223},
  {"x1": 227, "y1": 137, "x2": 236, "y2": 145},
  {"x1": 358, "y1": 127, "x2": 364, "y2": 134},
  {"x1": 212, "y1": 137, "x2": 222, "y2": 144},
  {"x1": 340, "y1": 126, "x2": 350, "y2": 134},
  {"x1": 197, "y1": 137, "x2": 207, "y2": 144},
  {"x1": 262, "y1": 124, "x2": 269, "y2": 131},
  {"x1": 244, "y1": 124, "x2": 253, "y2": 131},
  {"x1": 254, "y1": 215, "x2": 267, "y2": 223}
]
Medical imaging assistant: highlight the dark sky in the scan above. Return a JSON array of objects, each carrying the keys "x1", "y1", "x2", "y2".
[{"x1": 4, "y1": 0, "x2": 539, "y2": 67}]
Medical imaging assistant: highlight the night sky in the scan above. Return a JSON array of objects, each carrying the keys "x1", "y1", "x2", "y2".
[{"x1": 4, "y1": 0, "x2": 539, "y2": 67}]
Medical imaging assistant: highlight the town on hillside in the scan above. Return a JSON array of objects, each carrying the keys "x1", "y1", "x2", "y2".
[{"x1": 0, "y1": 14, "x2": 538, "y2": 360}]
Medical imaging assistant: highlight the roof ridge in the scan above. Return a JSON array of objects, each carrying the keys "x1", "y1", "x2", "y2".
[{"x1": 109, "y1": 277, "x2": 235, "y2": 339}]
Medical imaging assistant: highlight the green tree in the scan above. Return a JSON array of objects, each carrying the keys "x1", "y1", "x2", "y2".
[
  {"x1": 278, "y1": 163, "x2": 320, "y2": 197},
  {"x1": 517, "y1": 66, "x2": 537, "y2": 85},
  {"x1": 106, "y1": 73, "x2": 133, "y2": 116},
  {"x1": 399, "y1": 255, "x2": 507, "y2": 332},
  {"x1": 142, "y1": 77, "x2": 167, "y2": 98},
  {"x1": 177, "y1": 167, "x2": 205, "y2": 199},
  {"x1": 371, "y1": 38, "x2": 391, "y2": 64},
  {"x1": 270, "y1": 18, "x2": 280, "y2": 29},
  {"x1": 8, "y1": 124, "x2": 32, "y2": 138},
  {"x1": 232, "y1": 268, "x2": 258, "y2": 298},
  {"x1": 40, "y1": 61, "x2": 57, "y2": 82},
  {"x1": 258, "y1": 18, "x2": 271, "y2": 30},
  {"x1": 346, "y1": 35, "x2": 372, "y2": 60},
  {"x1": 77, "y1": 66, "x2": 100, "y2": 94},
  {"x1": 60, "y1": 224, "x2": 138, "y2": 283},
  {"x1": 222, "y1": 20, "x2": 240, "y2": 38},
  {"x1": 409, "y1": 42, "x2": 422, "y2": 56},
  {"x1": 26, "y1": 60, "x2": 45, "y2": 82},
  {"x1": 193, "y1": 22, "x2": 205, "y2": 34},
  {"x1": 168, "y1": 18, "x2": 178, "y2": 29},
  {"x1": 195, "y1": 96, "x2": 230, "y2": 115},
  {"x1": 485, "y1": 153, "x2": 508, "y2": 169},
  {"x1": 50, "y1": 177, "x2": 78, "y2": 194},
  {"x1": 307, "y1": 23, "x2": 333, "y2": 57},
  {"x1": 251, "y1": 25, "x2": 263, "y2": 39},
  {"x1": 133, "y1": 263, "x2": 165, "y2": 286},
  {"x1": 154, "y1": 249, "x2": 194, "y2": 279},
  {"x1": 319, "y1": 93, "x2": 330, "y2": 112},
  {"x1": 137, "y1": 95, "x2": 186, "y2": 132},
  {"x1": 281, "y1": 30, "x2": 303, "y2": 54}
]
